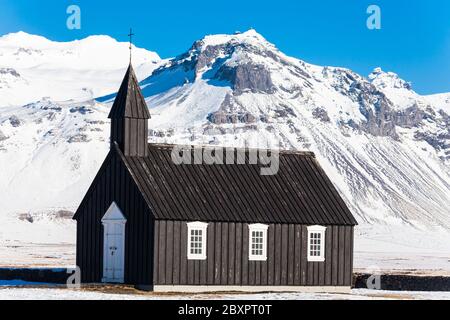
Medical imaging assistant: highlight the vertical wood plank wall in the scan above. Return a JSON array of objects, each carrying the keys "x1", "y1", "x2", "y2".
[
  {"x1": 153, "y1": 221, "x2": 354, "y2": 287},
  {"x1": 111, "y1": 119, "x2": 148, "y2": 157},
  {"x1": 76, "y1": 152, "x2": 154, "y2": 285}
]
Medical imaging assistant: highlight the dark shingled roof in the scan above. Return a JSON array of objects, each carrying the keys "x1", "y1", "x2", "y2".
[
  {"x1": 108, "y1": 64, "x2": 151, "y2": 119},
  {"x1": 115, "y1": 143, "x2": 358, "y2": 226}
]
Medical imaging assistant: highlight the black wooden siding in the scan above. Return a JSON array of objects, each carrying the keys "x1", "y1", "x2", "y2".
[
  {"x1": 76, "y1": 151, "x2": 154, "y2": 285},
  {"x1": 111, "y1": 118, "x2": 149, "y2": 157},
  {"x1": 153, "y1": 221, "x2": 354, "y2": 287}
]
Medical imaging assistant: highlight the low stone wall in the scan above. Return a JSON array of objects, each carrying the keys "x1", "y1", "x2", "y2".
[
  {"x1": 354, "y1": 273, "x2": 450, "y2": 292},
  {"x1": 1, "y1": 269, "x2": 449, "y2": 291},
  {"x1": 0, "y1": 268, "x2": 70, "y2": 284}
]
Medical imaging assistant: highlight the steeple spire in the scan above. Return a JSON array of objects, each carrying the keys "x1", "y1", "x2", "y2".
[
  {"x1": 108, "y1": 64, "x2": 150, "y2": 119},
  {"x1": 108, "y1": 63, "x2": 150, "y2": 157}
]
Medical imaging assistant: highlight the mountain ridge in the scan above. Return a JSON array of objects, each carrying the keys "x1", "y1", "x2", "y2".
[
  {"x1": 0, "y1": 31, "x2": 162, "y2": 107},
  {"x1": 0, "y1": 30, "x2": 449, "y2": 233}
]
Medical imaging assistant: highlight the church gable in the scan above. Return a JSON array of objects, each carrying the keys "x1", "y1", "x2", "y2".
[{"x1": 73, "y1": 147, "x2": 151, "y2": 221}]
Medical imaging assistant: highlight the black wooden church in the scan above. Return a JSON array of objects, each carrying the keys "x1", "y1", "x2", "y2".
[{"x1": 73, "y1": 63, "x2": 358, "y2": 292}]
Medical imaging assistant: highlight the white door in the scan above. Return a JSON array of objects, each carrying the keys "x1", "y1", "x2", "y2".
[
  {"x1": 103, "y1": 223, "x2": 125, "y2": 283},
  {"x1": 102, "y1": 202, "x2": 126, "y2": 283}
]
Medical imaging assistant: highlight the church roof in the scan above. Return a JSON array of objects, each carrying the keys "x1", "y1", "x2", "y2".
[
  {"x1": 115, "y1": 143, "x2": 358, "y2": 226},
  {"x1": 108, "y1": 64, "x2": 151, "y2": 119}
]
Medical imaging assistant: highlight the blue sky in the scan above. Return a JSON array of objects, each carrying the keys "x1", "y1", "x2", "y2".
[{"x1": 1, "y1": 0, "x2": 449, "y2": 94}]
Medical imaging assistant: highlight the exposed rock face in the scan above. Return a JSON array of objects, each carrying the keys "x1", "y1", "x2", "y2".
[
  {"x1": 194, "y1": 44, "x2": 229, "y2": 74},
  {"x1": 415, "y1": 131, "x2": 450, "y2": 152},
  {"x1": 70, "y1": 106, "x2": 93, "y2": 115},
  {"x1": 361, "y1": 102, "x2": 398, "y2": 139},
  {"x1": 215, "y1": 63, "x2": 275, "y2": 94},
  {"x1": 411, "y1": 108, "x2": 450, "y2": 160},
  {"x1": 0, "y1": 68, "x2": 20, "y2": 78},
  {"x1": 68, "y1": 134, "x2": 90, "y2": 143},
  {"x1": 312, "y1": 108, "x2": 330, "y2": 123},
  {"x1": 348, "y1": 81, "x2": 398, "y2": 138},
  {"x1": 323, "y1": 67, "x2": 400, "y2": 138},
  {"x1": 207, "y1": 111, "x2": 257, "y2": 124},
  {"x1": 272, "y1": 104, "x2": 296, "y2": 118},
  {"x1": 394, "y1": 104, "x2": 425, "y2": 128},
  {"x1": 9, "y1": 115, "x2": 22, "y2": 127},
  {"x1": 207, "y1": 94, "x2": 258, "y2": 124},
  {"x1": 325, "y1": 67, "x2": 359, "y2": 95}
]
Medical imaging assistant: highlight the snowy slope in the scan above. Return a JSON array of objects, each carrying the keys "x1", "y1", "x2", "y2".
[
  {"x1": 424, "y1": 92, "x2": 450, "y2": 114},
  {"x1": 0, "y1": 31, "x2": 161, "y2": 107},
  {"x1": 0, "y1": 100, "x2": 109, "y2": 214},
  {"x1": 0, "y1": 30, "x2": 449, "y2": 263}
]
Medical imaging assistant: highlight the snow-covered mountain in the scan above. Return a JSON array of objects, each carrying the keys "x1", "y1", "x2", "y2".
[
  {"x1": 0, "y1": 30, "x2": 449, "y2": 237},
  {"x1": 138, "y1": 30, "x2": 450, "y2": 229},
  {"x1": 0, "y1": 31, "x2": 161, "y2": 107}
]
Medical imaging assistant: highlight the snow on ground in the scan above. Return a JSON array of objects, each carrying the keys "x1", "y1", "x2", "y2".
[
  {"x1": 0, "y1": 287, "x2": 449, "y2": 300},
  {"x1": 354, "y1": 225, "x2": 450, "y2": 275},
  {"x1": 0, "y1": 241, "x2": 75, "y2": 268},
  {"x1": 0, "y1": 213, "x2": 75, "y2": 267}
]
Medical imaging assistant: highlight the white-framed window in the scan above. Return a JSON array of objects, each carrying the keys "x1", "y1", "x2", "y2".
[
  {"x1": 248, "y1": 224, "x2": 269, "y2": 261},
  {"x1": 187, "y1": 222, "x2": 208, "y2": 260},
  {"x1": 307, "y1": 225, "x2": 326, "y2": 262}
]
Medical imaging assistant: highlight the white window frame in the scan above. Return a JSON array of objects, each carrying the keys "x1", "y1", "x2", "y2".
[
  {"x1": 248, "y1": 224, "x2": 269, "y2": 261},
  {"x1": 307, "y1": 225, "x2": 326, "y2": 262},
  {"x1": 187, "y1": 222, "x2": 208, "y2": 260}
]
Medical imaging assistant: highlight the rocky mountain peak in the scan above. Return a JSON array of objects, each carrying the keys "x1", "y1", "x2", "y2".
[
  {"x1": 196, "y1": 29, "x2": 272, "y2": 51},
  {"x1": 147, "y1": 29, "x2": 279, "y2": 98},
  {"x1": 369, "y1": 67, "x2": 412, "y2": 91}
]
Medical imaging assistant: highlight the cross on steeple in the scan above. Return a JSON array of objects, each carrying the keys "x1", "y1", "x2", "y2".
[{"x1": 128, "y1": 28, "x2": 135, "y2": 63}]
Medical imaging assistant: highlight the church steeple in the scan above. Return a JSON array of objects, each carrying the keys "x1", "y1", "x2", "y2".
[{"x1": 108, "y1": 63, "x2": 150, "y2": 157}]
